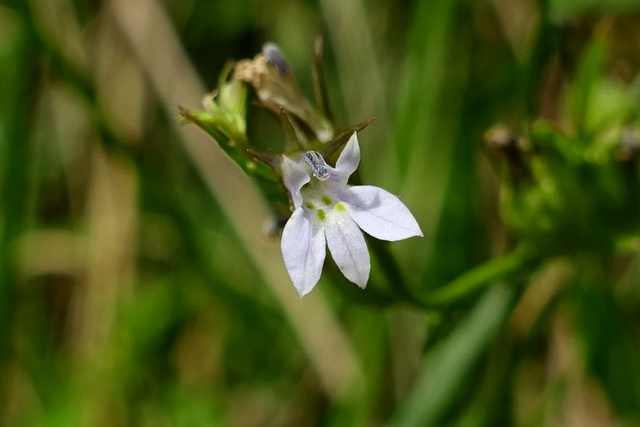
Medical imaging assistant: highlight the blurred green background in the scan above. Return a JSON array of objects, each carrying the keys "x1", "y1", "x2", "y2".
[{"x1": 3, "y1": 0, "x2": 640, "y2": 425}]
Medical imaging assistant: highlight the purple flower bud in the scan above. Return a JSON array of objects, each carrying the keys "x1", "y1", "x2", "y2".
[{"x1": 262, "y1": 43, "x2": 291, "y2": 76}]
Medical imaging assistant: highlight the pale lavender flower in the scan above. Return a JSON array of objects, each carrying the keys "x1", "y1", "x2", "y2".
[{"x1": 280, "y1": 132, "x2": 423, "y2": 297}]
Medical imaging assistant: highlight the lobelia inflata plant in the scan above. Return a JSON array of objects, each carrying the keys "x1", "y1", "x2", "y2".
[{"x1": 181, "y1": 41, "x2": 422, "y2": 297}]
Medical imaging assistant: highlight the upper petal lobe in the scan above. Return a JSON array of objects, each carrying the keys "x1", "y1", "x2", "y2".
[
  {"x1": 332, "y1": 132, "x2": 361, "y2": 184},
  {"x1": 282, "y1": 156, "x2": 311, "y2": 209}
]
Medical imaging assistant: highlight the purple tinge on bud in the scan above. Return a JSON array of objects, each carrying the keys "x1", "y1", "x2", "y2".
[{"x1": 262, "y1": 43, "x2": 291, "y2": 76}]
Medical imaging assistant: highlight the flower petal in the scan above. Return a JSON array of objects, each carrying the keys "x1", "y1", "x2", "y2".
[
  {"x1": 332, "y1": 132, "x2": 361, "y2": 184},
  {"x1": 281, "y1": 208, "x2": 326, "y2": 297},
  {"x1": 345, "y1": 185, "x2": 423, "y2": 241},
  {"x1": 282, "y1": 156, "x2": 310, "y2": 209},
  {"x1": 324, "y1": 207, "x2": 370, "y2": 288}
]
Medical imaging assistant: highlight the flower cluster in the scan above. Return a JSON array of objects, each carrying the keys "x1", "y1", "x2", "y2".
[{"x1": 280, "y1": 132, "x2": 422, "y2": 297}]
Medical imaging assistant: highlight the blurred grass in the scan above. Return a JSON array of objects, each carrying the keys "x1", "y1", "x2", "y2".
[{"x1": 2, "y1": 0, "x2": 640, "y2": 426}]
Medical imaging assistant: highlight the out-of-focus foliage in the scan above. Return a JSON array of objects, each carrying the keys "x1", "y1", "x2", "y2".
[{"x1": 2, "y1": 0, "x2": 640, "y2": 426}]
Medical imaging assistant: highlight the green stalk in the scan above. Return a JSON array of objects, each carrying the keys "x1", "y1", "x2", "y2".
[
  {"x1": 371, "y1": 239, "x2": 537, "y2": 310},
  {"x1": 367, "y1": 238, "x2": 427, "y2": 309},
  {"x1": 424, "y1": 248, "x2": 539, "y2": 307},
  {"x1": 0, "y1": 3, "x2": 37, "y2": 361}
]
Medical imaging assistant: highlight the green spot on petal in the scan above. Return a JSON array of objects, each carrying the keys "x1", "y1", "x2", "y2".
[
  {"x1": 321, "y1": 196, "x2": 332, "y2": 205},
  {"x1": 305, "y1": 202, "x2": 315, "y2": 209},
  {"x1": 335, "y1": 202, "x2": 347, "y2": 212},
  {"x1": 316, "y1": 209, "x2": 326, "y2": 221}
]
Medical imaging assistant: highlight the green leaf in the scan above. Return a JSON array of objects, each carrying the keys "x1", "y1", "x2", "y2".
[{"x1": 390, "y1": 286, "x2": 515, "y2": 427}]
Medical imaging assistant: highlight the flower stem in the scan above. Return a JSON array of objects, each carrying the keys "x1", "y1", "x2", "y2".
[
  {"x1": 367, "y1": 238, "x2": 429, "y2": 309},
  {"x1": 0, "y1": 4, "x2": 37, "y2": 363},
  {"x1": 370, "y1": 239, "x2": 537, "y2": 310},
  {"x1": 424, "y1": 247, "x2": 539, "y2": 307}
]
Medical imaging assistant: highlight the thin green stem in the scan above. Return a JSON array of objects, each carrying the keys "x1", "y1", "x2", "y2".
[
  {"x1": 369, "y1": 240, "x2": 537, "y2": 310},
  {"x1": 367, "y1": 237, "x2": 428, "y2": 309},
  {"x1": 327, "y1": 272, "x2": 402, "y2": 308},
  {"x1": 0, "y1": 2, "x2": 38, "y2": 362},
  {"x1": 424, "y1": 248, "x2": 539, "y2": 307},
  {"x1": 20, "y1": 1, "x2": 137, "y2": 162}
]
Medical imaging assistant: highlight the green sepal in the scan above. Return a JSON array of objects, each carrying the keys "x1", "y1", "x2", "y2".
[
  {"x1": 278, "y1": 107, "x2": 305, "y2": 155},
  {"x1": 316, "y1": 117, "x2": 376, "y2": 159}
]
